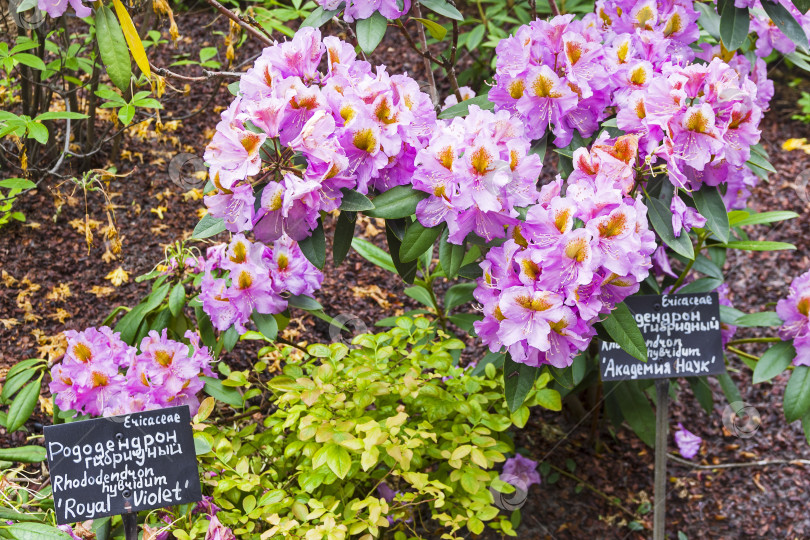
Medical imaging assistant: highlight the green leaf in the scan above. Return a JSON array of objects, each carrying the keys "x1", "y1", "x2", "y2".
[
  {"x1": 535, "y1": 388, "x2": 562, "y2": 411},
  {"x1": 0, "y1": 178, "x2": 35, "y2": 190},
  {"x1": 194, "y1": 433, "x2": 212, "y2": 456},
  {"x1": 646, "y1": 196, "x2": 694, "y2": 259},
  {"x1": 6, "y1": 379, "x2": 40, "y2": 433},
  {"x1": 761, "y1": 0, "x2": 808, "y2": 49},
  {"x1": 6, "y1": 523, "x2": 72, "y2": 540},
  {"x1": 202, "y1": 376, "x2": 243, "y2": 408},
  {"x1": 718, "y1": 0, "x2": 750, "y2": 51},
  {"x1": 686, "y1": 377, "x2": 713, "y2": 414},
  {"x1": 252, "y1": 312, "x2": 278, "y2": 341},
  {"x1": 447, "y1": 312, "x2": 481, "y2": 333},
  {"x1": 26, "y1": 122, "x2": 48, "y2": 144},
  {"x1": 438, "y1": 94, "x2": 494, "y2": 119},
  {"x1": 413, "y1": 17, "x2": 447, "y2": 40},
  {"x1": 692, "y1": 184, "x2": 729, "y2": 243},
  {"x1": 616, "y1": 381, "x2": 656, "y2": 447},
  {"x1": 192, "y1": 213, "x2": 226, "y2": 239},
  {"x1": 386, "y1": 224, "x2": 418, "y2": 283},
  {"x1": 784, "y1": 366, "x2": 810, "y2": 422},
  {"x1": 793, "y1": 0, "x2": 810, "y2": 13},
  {"x1": 168, "y1": 282, "x2": 185, "y2": 317},
  {"x1": 365, "y1": 185, "x2": 427, "y2": 219},
  {"x1": 356, "y1": 12, "x2": 388, "y2": 54},
  {"x1": 11, "y1": 53, "x2": 46, "y2": 71},
  {"x1": 118, "y1": 103, "x2": 135, "y2": 125},
  {"x1": 405, "y1": 285, "x2": 434, "y2": 308},
  {"x1": 399, "y1": 221, "x2": 442, "y2": 262},
  {"x1": 1, "y1": 370, "x2": 36, "y2": 403},
  {"x1": 676, "y1": 277, "x2": 723, "y2": 294},
  {"x1": 339, "y1": 189, "x2": 375, "y2": 211},
  {"x1": 503, "y1": 354, "x2": 539, "y2": 413},
  {"x1": 753, "y1": 341, "x2": 796, "y2": 384},
  {"x1": 95, "y1": 5, "x2": 133, "y2": 92},
  {"x1": 301, "y1": 7, "x2": 339, "y2": 28},
  {"x1": 601, "y1": 302, "x2": 647, "y2": 363},
  {"x1": 730, "y1": 210, "x2": 798, "y2": 227},
  {"x1": 445, "y1": 282, "x2": 476, "y2": 312},
  {"x1": 327, "y1": 444, "x2": 352, "y2": 479},
  {"x1": 333, "y1": 211, "x2": 356, "y2": 266},
  {"x1": 721, "y1": 240, "x2": 796, "y2": 251},
  {"x1": 351, "y1": 237, "x2": 397, "y2": 273},
  {"x1": 0, "y1": 506, "x2": 43, "y2": 522},
  {"x1": 438, "y1": 229, "x2": 465, "y2": 279},
  {"x1": 0, "y1": 445, "x2": 46, "y2": 463},
  {"x1": 717, "y1": 372, "x2": 742, "y2": 406},
  {"x1": 734, "y1": 311, "x2": 782, "y2": 327},
  {"x1": 34, "y1": 111, "x2": 88, "y2": 121},
  {"x1": 299, "y1": 219, "x2": 326, "y2": 270},
  {"x1": 419, "y1": 0, "x2": 464, "y2": 20}
]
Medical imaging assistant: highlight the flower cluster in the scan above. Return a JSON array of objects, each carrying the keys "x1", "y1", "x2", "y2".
[
  {"x1": 490, "y1": 0, "x2": 701, "y2": 147},
  {"x1": 204, "y1": 27, "x2": 435, "y2": 243},
  {"x1": 618, "y1": 57, "x2": 764, "y2": 199},
  {"x1": 200, "y1": 234, "x2": 322, "y2": 333},
  {"x1": 748, "y1": 0, "x2": 810, "y2": 58},
  {"x1": 412, "y1": 105, "x2": 544, "y2": 243},
  {"x1": 777, "y1": 270, "x2": 810, "y2": 366},
  {"x1": 49, "y1": 327, "x2": 214, "y2": 417},
  {"x1": 474, "y1": 136, "x2": 656, "y2": 368},
  {"x1": 315, "y1": 0, "x2": 411, "y2": 22}
]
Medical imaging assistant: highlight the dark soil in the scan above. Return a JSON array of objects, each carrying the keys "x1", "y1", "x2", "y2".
[{"x1": 1, "y1": 9, "x2": 810, "y2": 540}]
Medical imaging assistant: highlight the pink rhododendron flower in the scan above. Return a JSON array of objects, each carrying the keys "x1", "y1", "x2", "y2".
[
  {"x1": 205, "y1": 515, "x2": 235, "y2": 540},
  {"x1": 49, "y1": 327, "x2": 214, "y2": 417},
  {"x1": 674, "y1": 423, "x2": 701, "y2": 459},
  {"x1": 200, "y1": 234, "x2": 322, "y2": 334},
  {"x1": 412, "y1": 105, "x2": 543, "y2": 244},
  {"x1": 474, "y1": 138, "x2": 655, "y2": 369},
  {"x1": 777, "y1": 270, "x2": 810, "y2": 366},
  {"x1": 204, "y1": 27, "x2": 435, "y2": 243},
  {"x1": 38, "y1": 0, "x2": 90, "y2": 18}
]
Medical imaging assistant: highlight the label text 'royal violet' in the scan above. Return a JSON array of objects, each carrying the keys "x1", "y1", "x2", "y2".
[{"x1": 45, "y1": 405, "x2": 202, "y2": 525}]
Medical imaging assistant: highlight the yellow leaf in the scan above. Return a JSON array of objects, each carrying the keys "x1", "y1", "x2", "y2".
[{"x1": 112, "y1": 0, "x2": 151, "y2": 77}]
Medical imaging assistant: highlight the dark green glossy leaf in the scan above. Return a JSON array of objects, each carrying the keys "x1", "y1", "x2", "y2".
[
  {"x1": 601, "y1": 302, "x2": 647, "y2": 362},
  {"x1": 503, "y1": 354, "x2": 539, "y2": 413},
  {"x1": 753, "y1": 341, "x2": 796, "y2": 384}
]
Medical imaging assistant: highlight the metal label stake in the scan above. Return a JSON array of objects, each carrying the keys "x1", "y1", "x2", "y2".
[
  {"x1": 653, "y1": 379, "x2": 669, "y2": 540},
  {"x1": 123, "y1": 512, "x2": 138, "y2": 540}
]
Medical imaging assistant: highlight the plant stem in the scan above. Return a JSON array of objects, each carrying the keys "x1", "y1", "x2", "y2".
[
  {"x1": 726, "y1": 346, "x2": 759, "y2": 362},
  {"x1": 725, "y1": 337, "x2": 781, "y2": 346},
  {"x1": 547, "y1": 0, "x2": 561, "y2": 16},
  {"x1": 203, "y1": 0, "x2": 273, "y2": 46},
  {"x1": 412, "y1": 2, "x2": 439, "y2": 107},
  {"x1": 671, "y1": 232, "x2": 707, "y2": 291}
]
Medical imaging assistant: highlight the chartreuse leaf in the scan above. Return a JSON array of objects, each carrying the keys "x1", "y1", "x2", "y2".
[
  {"x1": 95, "y1": 5, "x2": 132, "y2": 92},
  {"x1": 111, "y1": 0, "x2": 150, "y2": 77},
  {"x1": 6, "y1": 523, "x2": 72, "y2": 540},
  {"x1": 784, "y1": 366, "x2": 810, "y2": 422},
  {"x1": 503, "y1": 354, "x2": 539, "y2": 413},
  {"x1": 722, "y1": 240, "x2": 796, "y2": 251},
  {"x1": 0, "y1": 445, "x2": 46, "y2": 463},
  {"x1": 601, "y1": 302, "x2": 647, "y2": 363},
  {"x1": 753, "y1": 341, "x2": 796, "y2": 384},
  {"x1": 413, "y1": 18, "x2": 447, "y2": 40},
  {"x1": 730, "y1": 210, "x2": 798, "y2": 227},
  {"x1": 692, "y1": 184, "x2": 729, "y2": 243}
]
